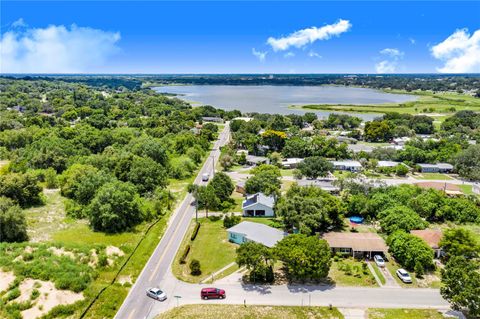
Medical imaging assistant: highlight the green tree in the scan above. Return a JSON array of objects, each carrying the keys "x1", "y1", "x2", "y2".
[
  {"x1": 196, "y1": 185, "x2": 219, "y2": 217},
  {"x1": 0, "y1": 172, "x2": 42, "y2": 207},
  {"x1": 453, "y1": 144, "x2": 480, "y2": 181},
  {"x1": 189, "y1": 259, "x2": 202, "y2": 276},
  {"x1": 276, "y1": 185, "x2": 344, "y2": 234},
  {"x1": 209, "y1": 172, "x2": 234, "y2": 202},
  {"x1": 387, "y1": 231, "x2": 434, "y2": 272},
  {"x1": 236, "y1": 241, "x2": 275, "y2": 283},
  {"x1": 439, "y1": 228, "x2": 479, "y2": 259},
  {"x1": 275, "y1": 234, "x2": 331, "y2": 281},
  {"x1": 87, "y1": 181, "x2": 144, "y2": 233},
  {"x1": 441, "y1": 256, "x2": 480, "y2": 317},
  {"x1": 0, "y1": 197, "x2": 28, "y2": 242},
  {"x1": 379, "y1": 205, "x2": 428, "y2": 234},
  {"x1": 245, "y1": 165, "x2": 281, "y2": 196},
  {"x1": 219, "y1": 154, "x2": 234, "y2": 171},
  {"x1": 297, "y1": 156, "x2": 334, "y2": 179},
  {"x1": 364, "y1": 120, "x2": 393, "y2": 142},
  {"x1": 127, "y1": 156, "x2": 167, "y2": 194}
]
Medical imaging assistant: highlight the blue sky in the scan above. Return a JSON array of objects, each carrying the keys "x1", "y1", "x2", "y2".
[{"x1": 1, "y1": 1, "x2": 479, "y2": 73}]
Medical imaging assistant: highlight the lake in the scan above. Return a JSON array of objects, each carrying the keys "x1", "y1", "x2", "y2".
[{"x1": 153, "y1": 85, "x2": 417, "y2": 120}]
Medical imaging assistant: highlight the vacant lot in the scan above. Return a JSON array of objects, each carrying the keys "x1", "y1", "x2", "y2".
[
  {"x1": 173, "y1": 218, "x2": 238, "y2": 283},
  {"x1": 367, "y1": 308, "x2": 444, "y2": 319},
  {"x1": 157, "y1": 305, "x2": 344, "y2": 319}
]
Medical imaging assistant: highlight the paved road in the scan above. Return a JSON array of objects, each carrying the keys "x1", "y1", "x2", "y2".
[{"x1": 114, "y1": 122, "x2": 230, "y2": 319}]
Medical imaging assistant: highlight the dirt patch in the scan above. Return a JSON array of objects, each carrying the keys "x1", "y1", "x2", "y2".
[
  {"x1": 89, "y1": 249, "x2": 99, "y2": 267},
  {"x1": 106, "y1": 245, "x2": 124, "y2": 257},
  {"x1": 118, "y1": 275, "x2": 132, "y2": 285},
  {"x1": 0, "y1": 270, "x2": 16, "y2": 292},
  {"x1": 416, "y1": 273, "x2": 441, "y2": 288},
  {"x1": 18, "y1": 279, "x2": 83, "y2": 319}
]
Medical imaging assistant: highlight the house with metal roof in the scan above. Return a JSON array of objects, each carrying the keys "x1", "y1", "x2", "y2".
[
  {"x1": 242, "y1": 192, "x2": 275, "y2": 217},
  {"x1": 281, "y1": 157, "x2": 304, "y2": 169},
  {"x1": 417, "y1": 163, "x2": 454, "y2": 173},
  {"x1": 330, "y1": 160, "x2": 363, "y2": 172},
  {"x1": 227, "y1": 221, "x2": 285, "y2": 247}
]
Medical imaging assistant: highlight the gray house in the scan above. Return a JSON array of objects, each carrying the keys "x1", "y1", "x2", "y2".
[
  {"x1": 417, "y1": 163, "x2": 454, "y2": 173},
  {"x1": 330, "y1": 160, "x2": 363, "y2": 172},
  {"x1": 227, "y1": 221, "x2": 285, "y2": 247},
  {"x1": 242, "y1": 193, "x2": 275, "y2": 217}
]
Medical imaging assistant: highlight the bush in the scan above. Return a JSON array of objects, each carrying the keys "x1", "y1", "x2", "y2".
[
  {"x1": 223, "y1": 213, "x2": 241, "y2": 228},
  {"x1": 189, "y1": 259, "x2": 201, "y2": 276},
  {"x1": 180, "y1": 245, "x2": 190, "y2": 264},
  {"x1": 191, "y1": 223, "x2": 201, "y2": 241},
  {"x1": 208, "y1": 215, "x2": 221, "y2": 222}
]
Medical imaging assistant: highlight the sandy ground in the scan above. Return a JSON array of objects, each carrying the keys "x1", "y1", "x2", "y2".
[
  {"x1": 48, "y1": 247, "x2": 76, "y2": 259},
  {"x1": 106, "y1": 245, "x2": 125, "y2": 266},
  {"x1": 18, "y1": 279, "x2": 83, "y2": 319},
  {"x1": 0, "y1": 270, "x2": 16, "y2": 292}
]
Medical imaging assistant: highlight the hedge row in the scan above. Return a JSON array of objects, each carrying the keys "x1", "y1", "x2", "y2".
[
  {"x1": 191, "y1": 223, "x2": 201, "y2": 241},
  {"x1": 179, "y1": 245, "x2": 191, "y2": 264}
]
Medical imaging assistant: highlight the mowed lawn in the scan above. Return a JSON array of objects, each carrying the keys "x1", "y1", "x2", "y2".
[
  {"x1": 367, "y1": 308, "x2": 444, "y2": 319},
  {"x1": 173, "y1": 218, "x2": 238, "y2": 283},
  {"x1": 329, "y1": 258, "x2": 378, "y2": 287},
  {"x1": 157, "y1": 305, "x2": 344, "y2": 319},
  {"x1": 412, "y1": 173, "x2": 453, "y2": 180}
]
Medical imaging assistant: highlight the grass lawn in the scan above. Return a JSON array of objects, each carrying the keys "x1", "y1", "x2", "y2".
[
  {"x1": 364, "y1": 171, "x2": 395, "y2": 179},
  {"x1": 412, "y1": 173, "x2": 453, "y2": 180},
  {"x1": 295, "y1": 90, "x2": 480, "y2": 116},
  {"x1": 280, "y1": 169, "x2": 295, "y2": 177},
  {"x1": 459, "y1": 184, "x2": 474, "y2": 195},
  {"x1": 384, "y1": 255, "x2": 441, "y2": 288},
  {"x1": 329, "y1": 258, "x2": 378, "y2": 287},
  {"x1": 372, "y1": 263, "x2": 386, "y2": 285},
  {"x1": 157, "y1": 305, "x2": 344, "y2": 319},
  {"x1": 172, "y1": 218, "x2": 238, "y2": 283},
  {"x1": 230, "y1": 191, "x2": 245, "y2": 212},
  {"x1": 242, "y1": 217, "x2": 283, "y2": 228},
  {"x1": 367, "y1": 308, "x2": 444, "y2": 319}
]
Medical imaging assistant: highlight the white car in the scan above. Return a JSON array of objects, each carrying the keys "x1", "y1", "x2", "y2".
[
  {"x1": 202, "y1": 173, "x2": 210, "y2": 182},
  {"x1": 146, "y1": 287, "x2": 167, "y2": 301},
  {"x1": 396, "y1": 268, "x2": 412, "y2": 283},
  {"x1": 374, "y1": 255, "x2": 385, "y2": 267}
]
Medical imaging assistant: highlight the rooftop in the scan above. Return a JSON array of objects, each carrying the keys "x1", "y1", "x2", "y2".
[
  {"x1": 411, "y1": 229, "x2": 443, "y2": 249},
  {"x1": 242, "y1": 192, "x2": 275, "y2": 209},
  {"x1": 227, "y1": 221, "x2": 285, "y2": 247},
  {"x1": 322, "y1": 232, "x2": 388, "y2": 252},
  {"x1": 331, "y1": 160, "x2": 362, "y2": 167}
]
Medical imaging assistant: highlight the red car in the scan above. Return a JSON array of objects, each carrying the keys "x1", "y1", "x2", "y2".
[{"x1": 201, "y1": 287, "x2": 226, "y2": 300}]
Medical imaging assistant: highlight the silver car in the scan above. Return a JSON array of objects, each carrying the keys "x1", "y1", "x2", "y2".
[
  {"x1": 374, "y1": 255, "x2": 385, "y2": 267},
  {"x1": 146, "y1": 287, "x2": 167, "y2": 301},
  {"x1": 396, "y1": 268, "x2": 412, "y2": 283}
]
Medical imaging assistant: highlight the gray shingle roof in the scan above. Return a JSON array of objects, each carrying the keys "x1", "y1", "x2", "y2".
[
  {"x1": 227, "y1": 221, "x2": 285, "y2": 247},
  {"x1": 242, "y1": 193, "x2": 275, "y2": 209}
]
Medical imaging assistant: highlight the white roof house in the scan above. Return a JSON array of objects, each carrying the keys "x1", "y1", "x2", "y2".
[
  {"x1": 377, "y1": 161, "x2": 403, "y2": 168},
  {"x1": 348, "y1": 144, "x2": 374, "y2": 153},
  {"x1": 242, "y1": 193, "x2": 275, "y2": 217},
  {"x1": 227, "y1": 221, "x2": 285, "y2": 247},
  {"x1": 330, "y1": 160, "x2": 363, "y2": 172},
  {"x1": 281, "y1": 158, "x2": 304, "y2": 168}
]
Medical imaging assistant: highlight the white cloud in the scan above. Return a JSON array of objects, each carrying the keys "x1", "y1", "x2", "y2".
[
  {"x1": 0, "y1": 23, "x2": 120, "y2": 73},
  {"x1": 11, "y1": 18, "x2": 27, "y2": 28},
  {"x1": 308, "y1": 50, "x2": 322, "y2": 58},
  {"x1": 284, "y1": 52, "x2": 295, "y2": 58},
  {"x1": 252, "y1": 48, "x2": 267, "y2": 62},
  {"x1": 380, "y1": 48, "x2": 404, "y2": 58},
  {"x1": 375, "y1": 60, "x2": 397, "y2": 73},
  {"x1": 267, "y1": 19, "x2": 351, "y2": 51},
  {"x1": 409, "y1": 38, "x2": 416, "y2": 45},
  {"x1": 375, "y1": 48, "x2": 404, "y2": 73},
  {"x1": 431, "y1": 28, "x2": 480, "y2": 73}
]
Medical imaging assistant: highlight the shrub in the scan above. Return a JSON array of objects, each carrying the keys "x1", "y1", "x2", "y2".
[
  {"x1": 30, "y1": 289, "x2": 40, "y2": 300},
  {"x1": 6, "y1": 288, "x2": 20, "y2": 301},
  {"x1": 223, "y1": 213, "x2": 241, "y2": 228},
  {"x1": 179, "y1": 245, "x2": 190, "y2": 264},
  {"x1": 208, "y1": 215, "x2": 221, "y2": 222},
  {"x1": 191, "y1": 222, "x2": 201, "y2": 241},
  {"x1": 189, "y1": 259, "x2": 201, "y2": 276}
]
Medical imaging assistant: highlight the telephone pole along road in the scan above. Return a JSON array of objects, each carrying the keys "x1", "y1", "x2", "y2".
[{"x1": 114, "y1": 122, "x2": 231, "y2": 319}]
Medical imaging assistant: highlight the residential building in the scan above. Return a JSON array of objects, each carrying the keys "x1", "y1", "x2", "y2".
[
  {"x1": 227, "y1": 221, "x2": 285, "y2": 248},
  {"x1": 242, "y1": 192, "x2": 275, "y2": 217},
  {"x1": 330, "y1": 160, "x2": 363, "y2": 172},
  {"x1": 235, "y1": 181, "x2": 246, "y2": 195},
  {"x1": 296, "y1": 180, "x2": 340, "y2": 193},
  {"x1": 322, "y1": 232, "x2": 388, "y2": 259},
  {"x1": 473, "y1": 183, "x2": 480, "y2": 195},
  {"x1": 347, "y1": 144, "x2": 374, "y2": 154},
  {"x1": 245, "y1": 155, "x2": 269, "y2": 166},
  {"x1": 417, "y1": 163, "x2": 454, "y2": 173},
  {"x1": 281, "y1": 158, "x2": 304, "y2": 169},
  {"x1": 411, "y1": 229, "x2": 443, "y2": 258},
  {"x1": 202, "y1": 117, "x2": 224, "y2": 123}
]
